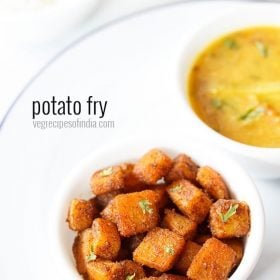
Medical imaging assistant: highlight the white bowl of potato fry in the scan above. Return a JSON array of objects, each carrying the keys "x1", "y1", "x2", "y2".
[{"x1": 49, "y1": 136, "x2": 264, "y2": 280}]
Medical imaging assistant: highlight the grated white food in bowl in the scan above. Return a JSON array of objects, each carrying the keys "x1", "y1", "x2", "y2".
[{"x1": 0, "y1": 0, "x2": 58, "y2": 12}]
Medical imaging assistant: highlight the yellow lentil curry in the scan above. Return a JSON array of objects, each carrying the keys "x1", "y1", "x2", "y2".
[{"x1": 189, "y1": 27, "x2": 280, "y2": 147}]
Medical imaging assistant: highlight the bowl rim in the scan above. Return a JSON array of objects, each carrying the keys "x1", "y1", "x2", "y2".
[
  {"x1": 48, "y1": 135, "x2": 265, "y2": 280},
  {"x1": 177, "y1": 5, "x2": 280, "y2": 157}
]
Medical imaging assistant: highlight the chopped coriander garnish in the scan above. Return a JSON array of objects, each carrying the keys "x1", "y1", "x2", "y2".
[
  {"x1": 170, "y1": 185, "x2": 183, "y2": 192},
  {"x1": 164, "y1": 245, "x2": 175, "y2": 255},
  {"x1": 101, "y1": 167, "x2": 113, "y2": 177},
  {"x1": 86, "y1": 251, "x2": 97, "y2": 262},
  {"x1": 219, "y1": 204, "x2": 239, "y2": 223},
  {"x1": 86, "y1": 244, "x2": 97, "y2": 262},
  {"x1": 239, "y1": 106, "x2": 265, "y2": 122},
  {"x1": 211, "y1": 98, "x2": 223, "y2": 109},
  {"x1": 126, "y1": 273, "x2": 136, "y2": 280},
  {"x1": 139, "y1": 199, "x2": 153, "y2": 214},
  {"x1": 255, "y1": 41, "x2": 268, "y2": 57},
  {"x1": 224, "y1": 39, "x2": 238, "y2": 49}
]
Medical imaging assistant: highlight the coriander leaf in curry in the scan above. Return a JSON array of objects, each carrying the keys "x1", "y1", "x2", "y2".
[
  {"x1": 224, "y1": 38, "x2": 239, "y2": 49},
  {"x1": 255, "y1": 41, "x2": 269, "y2": 58}
]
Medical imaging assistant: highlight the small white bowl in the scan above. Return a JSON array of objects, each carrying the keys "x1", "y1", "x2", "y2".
[
  {"x1": 177, "y1": 4, "x2": 280, "y2": 179},
  {"x1": 0, "y1": 0, "x2": 99, "y2": 44},
  {"x1": 49, "y1": 135, "x2": 264, "y2": 280}
]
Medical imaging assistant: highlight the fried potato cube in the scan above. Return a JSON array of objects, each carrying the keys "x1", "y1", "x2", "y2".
[
  {"x1": 187, "y1": 237, "x2": 237, "y2": 280},
  {"x1": 101, "y1": 190, "x2": 159, "y2": 237},
  {"x1": 95, "y1": 190, "x2": 122, "y2": 209},
  {"x1": 174, "y1": 241, "x2": 201, "y2": 274},
  {"x1": 67, "y1": 199, "x2": 98, "y2": 231},
  {"x1": 149, "y1": 184, "x2": 169, "y2": 210},
  {"x1": 196, "y1": 166, "x2": 229, "y2": 200},
  {"x1": 91, "y1": 218, "x2": 121, "y2": 260},
  {"x1": 119, "y1": 260, "x2": 146, "y2": 279},
  {"x1": 86, "y1": 260, "x2": 123, "y2": 280},
  {"x1": 133, "y1": 227, "x2": 185, "y2": 272},
  {"x1": 72, "y1": 228, "x2": 94, "y2": 276},
  {"x1": 210, "y1": 199, "x2": 250, "y2": 238},
  {"x1": 100, "y1": 199, "x2": 118, "y2": 224},
  {"x1": 222, "y1": 239, "x2": 244, "y2": 264},
  {"x1": 134, "y1": 149, "x2": 172, "y2": 185},
  {"x1": 91, "y1": 166, "x2": 124, "y2": 195},
  {"x1": 166, "y1": 180, "x2": 212, "y2": 223},
  {"x1": 165, "y1": 154, "x2": 199, "y2": 183},
  {"x1": 78, "y1": 256, "x2": 145, "y2": 279},
  {"x1": 162, "y1": 209, "x2": 197, "y2": 240},
  {"x1": 121, "y1": 163, "x2": 146, "y2": 192}
]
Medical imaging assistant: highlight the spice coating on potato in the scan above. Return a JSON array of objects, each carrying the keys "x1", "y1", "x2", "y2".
[
  {"x1": 101, "y1": 190, "x2": 159, "y2": 237},
  {"x1": 165, "y1": 154, "x2": 199, "y2": 183},
  {"x1": 72, "y1": 228, "x2": 94, "y2": 276},
  {"x1": 210, "y1": 199, "x2": 250, "y2": 238},
  {"x1": 86, "y1": 260, "x2": 123, "y2": 280},
  {"x1": 134, "y1": 149, "x2": 172, "y2": 185},
  {"x1": 91, "y1": 166, "x2": 124, "y2": 195},
  {"x1": 167, "y1": 180, "x2": 212, "y2": 223},
  {"x1": 174, "y1": 241, "x2": 201, "y2": 274},
  {"x1": 149, "y1": 184, "x2": 169, "y2": 210},
  {"x1": 133, "y1": 227, "x2": 185, "y2": 272},
  {"x1": 187, "y1": 237, "x2": 237, "y2": 280},
  {"x1": 196, "y1": 166, "x2": 229, "y2": 200},
  {"x1": 67, "y1": 199, "x2": 98, "y2": 232},
  {"x1": 91, "y1": 218, "x2": 121, "y2": 260},
  {"x1": 119, "y1": 260, "x2": 146, "y2": 279},
  {"x1": 222, "y1": 238, "x2": 244, "y2": 264},
  {"x1": 100, "y1": 199, "x2": 118, "y2": 224},
  {"x1": 162, "y1": 209, "x2": 197, "y2": 240},
  {"x1": 121, "y1": 163, "x2": 146, "y2": 192}
]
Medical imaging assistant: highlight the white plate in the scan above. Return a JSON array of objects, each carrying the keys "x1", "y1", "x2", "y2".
[
  {"x1": 0, "y1": 1, "x2": 279, "y2": 279},
  {"x1": 0, "y1": 0, "x2": 100, "y2": 44}
]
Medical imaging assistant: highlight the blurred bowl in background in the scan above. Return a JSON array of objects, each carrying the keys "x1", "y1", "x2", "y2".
[
  {"x1": 177, "y1": 5, "x2": 280, "y2": 179},
  {"x1": 0, "y1": 0, "x2": 99, "y2": 44}
]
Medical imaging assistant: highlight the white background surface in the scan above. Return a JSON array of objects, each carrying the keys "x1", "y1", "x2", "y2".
[
  {"x1": 0, "y1": 1, "x2": 279, "y2": 280},
  {"x1": 0, "y1": 0, "x2": 178, "y2": 121}
]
